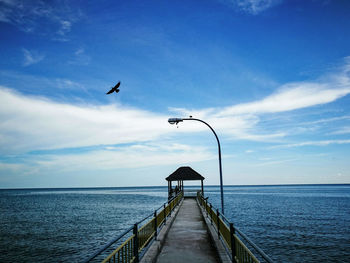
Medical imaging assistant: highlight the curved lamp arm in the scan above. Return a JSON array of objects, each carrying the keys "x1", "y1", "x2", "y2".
[{"x1": 168, "y1": 117, "x2": 225, "y2": 215}]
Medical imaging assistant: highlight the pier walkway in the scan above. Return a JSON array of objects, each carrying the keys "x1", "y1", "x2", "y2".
[
  {"x1": 86, "y1": 188, "x2": 274, "y2": 263},
  {"x1": 156, "y1": 198, "x2": 219, "y2": 263},
  {"x1": 84, "y1": 167, "x2": 274, "y2": 263}
]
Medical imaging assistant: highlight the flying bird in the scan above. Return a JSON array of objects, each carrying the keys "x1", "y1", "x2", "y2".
[{"x1": 106, "y1": 82, "x2": 121, "y2": 94}]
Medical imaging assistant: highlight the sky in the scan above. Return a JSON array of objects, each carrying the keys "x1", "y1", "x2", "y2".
[{"x1": 0, "y1": 0, "x2": 350, "y2": 188}]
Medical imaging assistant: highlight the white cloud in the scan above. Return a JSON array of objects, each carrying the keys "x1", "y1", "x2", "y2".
[
  {"x1": 217, "y1": 83, "x2": 350, "y2": 116},
  {"x1": 168, "y1": 110, "x2": 282, "y2": 142},
  {"x1": 75, "y1": 48, "x2": 84, "y2": 56},
  {"x1": 55, "y1": 78, "x2": 84, "y2": 90},
  {"x1": 57, "y1": 20, "x2": 71, "y2": 36},
  {"x1": 0, "y1": 0, "x2": 79, "y2": 38},
  {"x1": 30, "y1": 143, "x2": 214, "y2": 172},
  {"x1": 1, "y1": 57, "x2": 350, "y2": 157},
  {"x1": 0, "y1": 87, "x2": 172, "y2": 154},
  {"x1": 0, "y1": 0, "x2": 14, "y2": 23},
  {"x1": 169, "y1": 63, "x2": 350, "y2": 140},
  {"x1": 0, "y1": 161, "x2": 24, "y2": 172},
  {"x1": 254, "y1": 158, "x2": 298, "y2": 167},
  {"x1": 238, "y1": 0, "x2": 281, "y2": 14},
  {"x1": 22, "y1": 48, "x2": 44, "y2": 66},
  {"x1": 69, "y1": 48, "x2": 91, "y2": 65},
  {"x1": 303, "y1": 116, "x2": 350, "y2": 125},
  {"x1": 170, "y1": 59, "x2": 350, "y2": 142},
  {"x1": 0, "y1": 142, "x2": 215, "y2": 187},
  {"x1": 271, "y1": 139, "x2": 350, "y2": 149},
  {"x1": 221, "y1": 0, "x2": 282, "y2": 15},
  {"x1": 0, "y1": 58, "x2": 350, "y2": 186},
  {"x1": 330, "y1": 127, "x2": 350, "y2": 135}
]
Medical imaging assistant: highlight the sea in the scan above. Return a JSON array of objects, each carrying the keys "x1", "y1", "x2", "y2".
[{"x1": 0, "y1": 184, "x2": 349, "y2": 263}]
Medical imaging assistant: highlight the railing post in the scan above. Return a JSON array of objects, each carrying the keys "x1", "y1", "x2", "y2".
[
  {"x1": 129, "y1": 237, "x2": 132, "y2": 262},
  {"x1": 154, "y1": 210, "x2": 157, "y2": 240},
  {"x1": 230, "y1": 223, "x2": 236, "y2": 262},
  {"x1": 164, "y1": 203, "x2": 166, "y2": 224},
  {"x1": 133, "y1": 223, "x2": 139, "y2": 262},
  {"x1": 210, "y1": 203, "x2": 213, "y2": 224},
  {"x1": 217, "y1": 209, "x2": 220, "y2": 238},
  {"x1": 205, "y1": 199, "x2": 208, "y2": 217}
]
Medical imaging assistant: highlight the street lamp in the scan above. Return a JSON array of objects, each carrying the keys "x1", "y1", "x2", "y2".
[{"x1": 168, "y1": 116, "x2": 225, "y2": 215}]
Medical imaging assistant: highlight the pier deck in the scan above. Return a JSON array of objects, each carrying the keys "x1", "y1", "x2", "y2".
[
  {"x1": 156, "y1": 198, "x2": 219, "y2": 263},
  {"x1": 92, "y1": 191, "x2": 272, "y2": 263}
]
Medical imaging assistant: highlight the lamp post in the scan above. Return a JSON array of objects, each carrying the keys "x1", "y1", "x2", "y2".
[{"x1": 168, "y1": 117, "x2": 225, "y2": 215}]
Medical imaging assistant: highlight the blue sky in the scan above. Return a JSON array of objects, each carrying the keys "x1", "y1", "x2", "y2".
[{"x1": 0, "y1": 0, "x2": 350, "y2": 188}]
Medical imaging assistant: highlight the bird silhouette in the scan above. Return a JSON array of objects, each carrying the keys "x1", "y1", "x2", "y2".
[{"x1": 106, "y1": 82, "x2": 121, "y2": 94}]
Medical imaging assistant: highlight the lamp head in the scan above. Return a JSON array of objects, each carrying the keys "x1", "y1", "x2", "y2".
[{"x1": 168, "y1": 118, "x2": 183, "y2": 125}]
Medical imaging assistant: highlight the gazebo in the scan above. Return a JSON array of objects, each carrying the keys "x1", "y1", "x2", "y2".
[{"x1": 166, "y1": 166, "x2": 205, "y2": 199}]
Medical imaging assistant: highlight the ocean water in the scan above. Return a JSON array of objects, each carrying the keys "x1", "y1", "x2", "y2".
[
  {"x1": 0, "y1": 185, "x2": 349, "y2": 262},
  {"x1": 206, "y1": 185, "x2": 350, "y2": 263}
]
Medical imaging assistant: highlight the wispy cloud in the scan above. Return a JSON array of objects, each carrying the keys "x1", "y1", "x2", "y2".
[
  {"x1": 173, "y1": 81, "x2": 350, "y2": 120},
  {"x1": 220, "y1": 0, "x2": 282, "y2": 15},
  {"x1": 68, "y1": 48, "x2": 91, "y2": 65},
  {"x1": 57, "y1": 20, "x2": 71, "y2": 36},
  {"x1": 29, "y1": 143, "x2": 214, "y2": 172},
  {"x1": 271, "y1": 139, "x2": 350, "y2": 149},
  {"x1": 0, "y1": 141, "x2": 215, "y2": 187},
  {"x1": 1, "y1": 57, "x2": 350, "y2": 157},
  {"x1": 217, "y1": 83, "x2": 350, "y2": 116},
  {"x1": 22, "y1": 48, "x2": 44, "y2": 66},
  {"x1": 0, "y1": 0, "x2": 80, "y2": 38},
  {"x1": 0, "y1": 162, "x2": 25, "y2": 172},
  {"x1": 0, "y1": 57, "x2": 349, "y2": 184},
  {"x1": 0, "y1": 70, "x2": 91, "y2": 98},
  {"x1": 303, "y1": 116, "x2": 350, "y2": 125},
  {"x1": 0, "y1": 87, "x2": 172, "y2": 155},
  {"x1": 330, "y1": 127, "x2": 350, "y2": 135},
  {"x1": 170, "y1": 58, "x2": 350, "y2": 141},
  {"x1": 253, "y1": 158, "x2": 298, "y2": 167}
]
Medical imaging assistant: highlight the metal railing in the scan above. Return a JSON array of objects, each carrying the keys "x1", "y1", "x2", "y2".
[
  {"x1": 197, "y1": 192, "x2": 274, "y2": 263},
  {"x1": 83, "y1": 191, "x2": 184, "y2": 263}
]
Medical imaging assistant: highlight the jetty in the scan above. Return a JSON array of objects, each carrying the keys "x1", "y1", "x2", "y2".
[
  {"x1": 84, "y1": 167, "x2": 274, "y2": 263},
  {"x1": 150, "y1": 198, "x2": 219, "y2": 263}
]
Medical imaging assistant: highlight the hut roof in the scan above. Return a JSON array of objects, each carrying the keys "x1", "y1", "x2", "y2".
[{"x1": 166, "y1": 166, "x2": 205, "y2": 181}]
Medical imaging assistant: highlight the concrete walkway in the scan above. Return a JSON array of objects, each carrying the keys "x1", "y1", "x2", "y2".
[{"x1": 156, "y1": 198, "x2": 220, "y2": 263}]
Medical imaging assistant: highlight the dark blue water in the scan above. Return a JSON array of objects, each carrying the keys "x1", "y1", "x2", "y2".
[
  {"x1": 0, "y1": 185, "x2": 349, "y2": 262},
  {"x1": 206, "y1": 185, "x2": 350, "y2": 263}
]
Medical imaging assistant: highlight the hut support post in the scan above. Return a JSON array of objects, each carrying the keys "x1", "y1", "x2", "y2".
[{"x1": 201, "y1": 180, "x2": 204, "y2": 196}]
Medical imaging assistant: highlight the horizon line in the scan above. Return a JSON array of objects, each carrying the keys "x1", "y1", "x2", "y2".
[{"x1": 1, "y1": 183, "x2": 349, "y2": 190}]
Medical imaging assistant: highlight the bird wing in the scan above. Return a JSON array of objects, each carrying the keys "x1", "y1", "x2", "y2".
[
  {"x1": 114, "y1": 81, "x2": 121, "y2": 89},
  {"x1": 106, "y1": 88, "x2": 114, "y2": 94}
]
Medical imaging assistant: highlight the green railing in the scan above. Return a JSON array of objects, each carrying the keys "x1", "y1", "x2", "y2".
[
  {"x1": 197, "y1": 192, "x2": 274, "y2": 263},
  {"x1": 83, "y1": 191, "x2": 184, "y2": 263}
]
